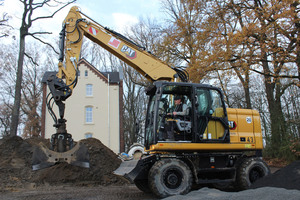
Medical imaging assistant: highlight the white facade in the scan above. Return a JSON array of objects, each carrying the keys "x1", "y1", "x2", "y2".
[{"x1": 43, "y1": 59, "x2": 122, "y2": 153}]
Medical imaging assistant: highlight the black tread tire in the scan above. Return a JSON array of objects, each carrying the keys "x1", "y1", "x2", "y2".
[
  {"x1": 134, "y1": 179, "x2": 151, "y2": 193},
  {"x1": 235, "y1": 157, "x2": 270, "y2": 190},
  {"x1": 148, "y1": 159, "x2": 193, "y2": 198}
]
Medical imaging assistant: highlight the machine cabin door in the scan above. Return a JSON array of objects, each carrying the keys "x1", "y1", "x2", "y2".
[{"x1": 194, "y1": 87, "x2": 230, "y2": 143}]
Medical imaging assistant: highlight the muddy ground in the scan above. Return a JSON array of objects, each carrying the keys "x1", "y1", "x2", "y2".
[
  {"x1": 0, "y1": 136, "x2": 299, "y2": 200},
  {"x1": 0, "y1": 185, "x2": 157, "y2": 200},
  {"x1": 0, "y1": 136, "x2": 157, "y2": 200}
]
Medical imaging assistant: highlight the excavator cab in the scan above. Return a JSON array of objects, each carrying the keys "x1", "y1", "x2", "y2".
[{"x1": 144, "y1": 81, "x2": 230, "y2": 150}]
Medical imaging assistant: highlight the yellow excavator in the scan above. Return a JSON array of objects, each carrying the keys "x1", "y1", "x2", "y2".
[{"x1": 33, "y1": 6, "x2": 270, "y2": 198}]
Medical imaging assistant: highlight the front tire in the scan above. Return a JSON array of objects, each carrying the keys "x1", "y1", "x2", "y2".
[
  {"x1": 148, "y1": 159, "x2": 192, "y2": 198},
  {"x1": 235, "y1": 157, "x2": 270, "y2": 190}
]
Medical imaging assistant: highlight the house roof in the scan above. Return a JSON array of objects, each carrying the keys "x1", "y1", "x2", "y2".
[
  {"x1": 101, "y1": 72, "x2": 120, "y2": 83},
  {"x1": 42, "y1": 59, "x2": 120, "y2": 85},
  {"x1": 78, "y1": 58, "x2": 120, "y2": 84}
]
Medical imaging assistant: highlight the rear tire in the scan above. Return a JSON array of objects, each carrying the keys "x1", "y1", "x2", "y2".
[
  {"x1": 148, "y1": 159, "x2": 192, "y2": 198},
  {"x1": 235, "y1": 157, "x2": 270, "y2": 190}
]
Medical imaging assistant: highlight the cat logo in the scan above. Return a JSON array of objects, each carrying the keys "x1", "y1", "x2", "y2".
[{"x1": 121, "y1": 45, "x2": 137, "y2": 59}]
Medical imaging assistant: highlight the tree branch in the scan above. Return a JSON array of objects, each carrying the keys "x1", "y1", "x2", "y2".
[
  {"x1": 0, "y1": 33, "x2": 8, "y2": 38},
  {"x1": 24, "y1": 52, "x2": 39, "y2": 66},
  {"x1": 31, "y1": 0, "x2": 76, "y2": 22},
  {"x1": 210, "y1": 63, "x2": 299, "y2": 79},
  {"x1": 29, "y1": 31, "x2": 53, "y2": 35},
  {"x1": 250, "y1": 69, "x2": 300, "y2": 79},
  {"x1": 28, "y1": 34, "x2": 59, "y2": 54}
]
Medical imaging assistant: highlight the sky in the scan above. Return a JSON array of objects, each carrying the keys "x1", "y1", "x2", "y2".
[{"x1": 0, "y1": 0, "x2": 165, "y2": 41}]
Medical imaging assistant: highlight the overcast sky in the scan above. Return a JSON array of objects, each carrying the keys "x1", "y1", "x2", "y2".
[{"x1": 0, "y1": 0, "x2": 164, "y2": 41}]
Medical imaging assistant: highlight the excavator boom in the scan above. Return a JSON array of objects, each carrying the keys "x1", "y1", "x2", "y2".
[{"x1": 61, "y1": 6, "x2": 187, "y2": 83}]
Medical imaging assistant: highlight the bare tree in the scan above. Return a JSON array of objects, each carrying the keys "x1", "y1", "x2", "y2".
[
  {"x1": 0, "y1": 42, "x2": 18, "y2": 136},
  {"x1": 0, "y1": 40, "x2": 55, "y2": 137},
  {"x1": 0, "y1": 12, "x2": 12, "y2": 38},
  {"x1": 0, "y1": 0, "x2": 12, "y2": 38},
  {"x1": 9, "y1": 0, "x2": 75, "y2": 137},
  {"x1": 122, "y1": 63, "x2": 148, "y2": 151},
  {"x1": 21, "y1": 43, "x2": 53, "y2": 138}
]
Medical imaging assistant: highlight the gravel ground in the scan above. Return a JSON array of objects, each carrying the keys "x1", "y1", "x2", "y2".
[
  {"x1": 163, "y1": 187, "x2": 300, "y2": 200},
  {"x1": 2, "y1": 185, "x2": 300, "y2": 200}
]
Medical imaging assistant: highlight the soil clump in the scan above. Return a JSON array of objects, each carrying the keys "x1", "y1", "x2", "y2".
[{"x1": 0, "y1": 136, "x2": 127, "y2": 192}]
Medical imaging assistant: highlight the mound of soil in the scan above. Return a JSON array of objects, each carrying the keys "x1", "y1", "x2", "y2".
[
  {"x1": 0, "y1": 136, "x2": 34, "y2": 191},
  {"x1": 251, "y1": 160, "x2": 300, "y2": 190},
  {"x1": 0, "y1": 136, "x2": 127, "y2": 192}
]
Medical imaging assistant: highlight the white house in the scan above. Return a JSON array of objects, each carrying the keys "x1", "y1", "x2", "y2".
[{"x1": 41, "y1": 58, "x2": 124, "y2": 153}]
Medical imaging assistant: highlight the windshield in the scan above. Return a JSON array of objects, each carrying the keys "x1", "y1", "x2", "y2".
[
  {"x1": 145, "y1": 84, "x2": 193, "y2": 147},
  {"x1": 157, "y1": 85, "x2": 192, "y2": 141}
]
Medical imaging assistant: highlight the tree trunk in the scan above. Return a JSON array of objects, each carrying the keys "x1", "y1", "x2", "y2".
[
  {"x1": 235, "y1": 68, "x2": 252, "y2": 109},
  {"x1": 9, "y1": 30, "x2": 26, "y2": 136},
  {"x1": 262, "y1": 50, "x2": 287, "y2": 156}
]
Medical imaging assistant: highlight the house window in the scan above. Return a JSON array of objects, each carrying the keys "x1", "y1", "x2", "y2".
[
  {"x1": 77, "y1": 70, "x2": 80, "y2": 76},
  {"x1": 85, "y1": 106, "x2": 93, "y2": 123},
  {"x1": 85, "y1": 133, "x2": 93, "y2": 138},
  {"x1": 85, "y1": 70, "x2": 88, "y2": 77},
  {"x1": 86, "y1": 84, "x2": 93, "y2": 96}
]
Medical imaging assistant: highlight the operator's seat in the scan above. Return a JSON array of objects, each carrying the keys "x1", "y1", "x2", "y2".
[{"x1": 174, "y1": 106, "x2": 192, "y2": 140}]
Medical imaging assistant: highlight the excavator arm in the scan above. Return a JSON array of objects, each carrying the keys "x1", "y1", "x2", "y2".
[
  {"x1": 59, "y1": 6, "x2": 187, "y2": 86},
  {"x1": 50, "y1": 6, "x2": 189, "y2": 122}
]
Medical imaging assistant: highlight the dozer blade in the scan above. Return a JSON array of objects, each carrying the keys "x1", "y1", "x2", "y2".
[
  {"x1": 114, "y1": 155, "x2": 155, "y2": 183},
  {"x1": 32, "y1": 142, "x2": 89, "y2": 171}
]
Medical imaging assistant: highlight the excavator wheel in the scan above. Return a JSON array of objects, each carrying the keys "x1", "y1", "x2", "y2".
[
  {"x1": 235, "y1": 157, "x2": 270, "y2": 190},
  {"x1": 148, "y1": 158, "x2": 193, "y2": 198}
]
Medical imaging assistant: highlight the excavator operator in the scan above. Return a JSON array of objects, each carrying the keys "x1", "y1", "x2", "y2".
[
  {"x1": 166, "y1": 95, "x2": 189, "y2": 140},
  {"x1": 168, "y1": 95, "x2": 188, "y2": 116}
]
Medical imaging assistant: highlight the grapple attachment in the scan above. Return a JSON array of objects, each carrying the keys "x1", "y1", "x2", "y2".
[{"x1": 32, "y1": 142, "x2": 89, "y2": 171}]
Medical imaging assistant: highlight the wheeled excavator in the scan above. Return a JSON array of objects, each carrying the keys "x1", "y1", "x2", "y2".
[{"x1": 33, "y1": 6, "x2": 270, "y2": 198}]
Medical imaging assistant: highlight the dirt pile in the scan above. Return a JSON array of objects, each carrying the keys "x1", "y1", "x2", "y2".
[
  {"x1": 0, "y1": 136, "x2": 127, "y2": 192},
  {"x1": 250, "y1": 160, "x2": 300, "y2": 190},
  {"x1": 0, "y1": 136, "x2": 33, "y2": 191}
]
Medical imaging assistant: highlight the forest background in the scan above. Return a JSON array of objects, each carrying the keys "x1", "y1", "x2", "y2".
[{"x1": 0, "y1": 0, "x2": 299, "y2": 162}]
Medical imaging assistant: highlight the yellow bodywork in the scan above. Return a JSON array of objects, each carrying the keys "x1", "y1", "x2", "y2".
[{"x1": 148, "y1": 108, "x2": 263, "y2": 152}]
